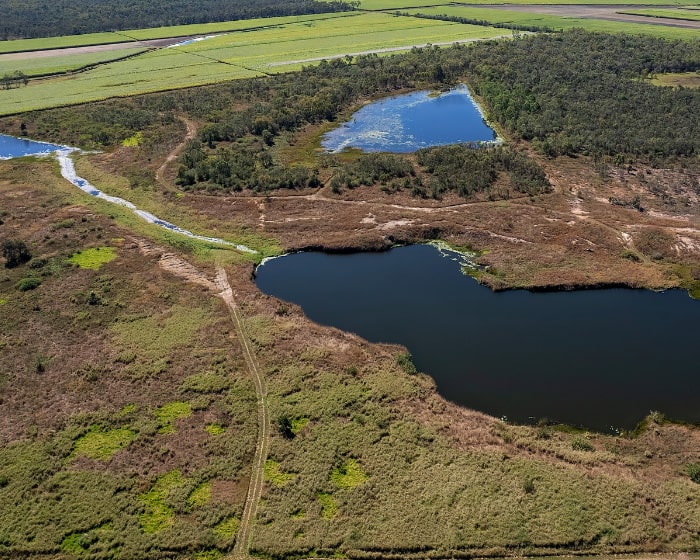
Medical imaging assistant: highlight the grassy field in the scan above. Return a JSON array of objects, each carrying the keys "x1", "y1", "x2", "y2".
[
  {"x1": 402, "y1": 6, "x2": 700, "y2": 38},
  {"x1": 620, "y1": 7, "x2": 700, "y2": 20},
  {"x1": 0, "y1": 13, "x2": 506, "y2": 115},
  {"x1": 357, "y1": 0, "x2": 700, "y2": 9},
  {"x1": 0, "y1": 47, "x2": 146, "y2": 78},
  {"x1": 0, "y1": 13, "x2": 359, "y2": 54},
  {"x1": 652, "y1": 71, "x2": 700, "y2": 88}
]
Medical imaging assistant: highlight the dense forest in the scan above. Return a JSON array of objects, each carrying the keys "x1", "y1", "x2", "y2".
[
  {"x1": 6, "y1": 31, "x2": 699, "y2": 195},
  {"x1": 0, "y1": 0, "x2": 354, "y2": 40}
]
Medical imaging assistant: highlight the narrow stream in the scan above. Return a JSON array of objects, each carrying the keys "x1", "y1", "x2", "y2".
[{"x1": 1, "y1": 134, "x2": 256, "y2": 253}]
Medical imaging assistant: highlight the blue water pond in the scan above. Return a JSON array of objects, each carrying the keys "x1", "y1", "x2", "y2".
[
  {"x1": 0, "y1": 133, "x2": 64, "y2": 159},
  {"x1": 322, "y1": 85, "x2": 497, "y2": 153}
]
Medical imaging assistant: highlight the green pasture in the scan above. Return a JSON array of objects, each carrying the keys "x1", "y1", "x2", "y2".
[
  {"x1": 178, "y1": 12, "x2": 506, "y2": 70},
  {"x1": 358, "y1": 0, "x2": 700, "y2": 8},
  {"x1": 619, "y1": 8, "x2": 700, "y2": 20},
  {"x1": 402, "y1": 6, "x2": 700, "y2": 38},
  {"x1": 0, "y1": 12, "x2": 505, "y2": 115},
  {"x1": 0, "y1": 13, "x2": 358, "y2": 54},
  {"x1": 0, "y1": 47, "x2": 145, "y2": 78}
]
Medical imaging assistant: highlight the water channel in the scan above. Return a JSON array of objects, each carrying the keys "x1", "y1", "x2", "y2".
[
  {"x1": 256, "y1": 245, "x2": 700, "y2": 432},
  {"x1": 0, "y1": 133, "x2": 254, "y2": 251}
]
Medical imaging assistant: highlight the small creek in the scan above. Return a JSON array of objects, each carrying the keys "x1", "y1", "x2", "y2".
[
  {"x1": 256, "y1": 244, "x2": 700, "y2": 432},
  {"x1": 0, "y1": 133, "x2": 255, "y2": 253}
]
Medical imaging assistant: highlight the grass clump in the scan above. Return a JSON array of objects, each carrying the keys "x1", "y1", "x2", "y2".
[
  {"x1": 330, "y1": 459, "x2": 368, "y2": 489},
  {"x1": 155, "y1": 401, "x2": 191, "y2": 434},
  {"x1": 60, "y1": 533, "x2": 87, "y2": 555},
  {"x1": 68, "y1": 247, "x2": 117, "y2": 269},
  {"x1": 205, "y1": 423, "x2": 226, "y2": 435},
  {"x1": 213, "y1": 516, "x2": 239, "y2": 540},
  {"x1": 188, "y1": 481, "x2": 212, "y2": 508},
  {"x1": 73, "y1": 426, "x2": 137, "y2": 460},
  {"x1": 571, "y1": 435, "x2": 595, "y2": 452},
  {"x1": 121, "y1": 131, "x2": 143, "y2": 147},
  {"x1": 181, "y1": 371, "x2": 230, "y2": 394},
  {"x1": 264, "y1": 459, "x2": 295, "y2": 486},
  {"x1": 138, "y1": 470, "x2": 186, "y2": 533},
  {"x1": 15, "y1": 277, "x2": 41, "y2": 291},
  {"x1": 317, "y1": 493, "x2": 338, "y2": 519},
  {"x1": 291, "y1": 417, "x2": 309, "y2": 435},
  {"x1": 688, "y1": 463, "x2": 700, "y2": 484}
]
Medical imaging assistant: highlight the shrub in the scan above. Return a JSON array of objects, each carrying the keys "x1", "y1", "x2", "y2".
[
  {"x1": 688, "y1": 463, "x2": 700, "y2": 484},
  {"x1": 2, "y1": 239, "x2": 31, "y2": 268},
  {"x1": 571, "y1": 436, "x2": 594, "y2": 452},
  {"x1": 16, "y1": 277, "x2": 41, "y2": 291},
  {"x1": 396, "y1": 352, "x2": 417, "y2": 374}
]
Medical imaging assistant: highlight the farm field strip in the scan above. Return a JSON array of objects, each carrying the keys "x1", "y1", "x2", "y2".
[
  {"x1": 0, "y1": 13, "x2": 505, "y2": 115},
  {"x1": 619, "y1": 7, "x2": 700, "y2": 20},
  {"x1": 0, "y1": 48, "x2": 147, "y2": 78},
  {"x1": 0, "y1": 12, "x2": 359, "y2": 54},
  {"x1": 176, "y1": 14, "x2": 506, "y2": 68},
  {"x1": 357, "y1": 0, "x2": 700, "y2": 9},
  {"x1": 401, "y1": 6, "x2": 700, "y2": 37}
]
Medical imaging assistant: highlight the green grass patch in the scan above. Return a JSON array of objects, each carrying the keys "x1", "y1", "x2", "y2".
[
  {"x1": 264, "y1": 459, "x2": 296, "y2": 486},
  {"x1": 205, "y1": 423, "x2": 226, "y2": 435},
  {"x1": 213, "y1": 516, "x2": 239, "y2": 539},
  {"x1": 155, "y1": 401, "x2": 192, "y2": 434},
  {"x1": 121, "y1": 131, "x2": 143, "y2": 147},
  {"x1": 68, "y1": 246, "x2": 117, "y2": 269},
  {"x1": 181, "y1": 371, "x2": 231, "y2": 394},
  {"x1": 188, "y1": 481, "x2": 212, "y2": 507},
  {"x1": 651, "y1": 72, "x2": 700, "y2": 89},
  {"x1": 0, "y1": 298, "x2": 7, "y2": 305},
  {"x1": 330, "y1": 459, "x2": 368, "y2": 489},
  {"x1": 72, "y1": 426, "x2": 137, "y2": 460},
  {"x1": 194, "y1": 551, "x2": 223, "y2": 560},
  {"x1": 112, "y1": 305, "x2": 210, "y2": 360},
  {"x1": 138, "y1": 470, "x2": 186, "y2": 533},
  {"x1": 60, "y1": 532, "x2": 87, "y2": 555},
  {"x1": 317, "y1": 492, "x2": 338, "y2": 519},
  {"x1": 291, "y1": 417, "x2": 309, "y2": 435}
]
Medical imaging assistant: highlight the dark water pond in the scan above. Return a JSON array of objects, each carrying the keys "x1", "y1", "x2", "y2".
[
  {"x1": 322, "y1": 85, "x2": 497, "y2": 153},
  {"x1": 256, "y1": 244, "x2": 700, "y2": 432},
  {"x1": 0, "y1": 133, "x2": 64, "y2": 159}
]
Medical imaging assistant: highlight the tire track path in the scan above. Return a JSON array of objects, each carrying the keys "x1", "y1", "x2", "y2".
[{"x1": 215, "y1": 267, "x2": 269, "y2": 559}]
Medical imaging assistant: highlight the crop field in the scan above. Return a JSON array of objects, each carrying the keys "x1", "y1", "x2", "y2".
[
  {"x1": 0, "y1": 13, "x2": 506, "y2": 115},
  {"x1": 356, "y1": 0, "x2": 700, "y2": 9},
  {"x1": 402, "y1": 6, "x2": 700, "y2": 38},
  {"x1": 0, "y1": 13, "x2": 357, "y2": 54},
  {"x1": 0, "y1": 47, "x2": 146, "y2": 78},
  {"x1": 620, "y1": 8, "x2": 700, "y2": 20}
]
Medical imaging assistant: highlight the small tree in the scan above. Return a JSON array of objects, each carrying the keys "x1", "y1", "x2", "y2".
[
  {"x1": 277, "y1": 415, "x2": 294, "y2": 440},
  {"x1": 2, "y1": 239, "x2": 31, "y2": 268}
]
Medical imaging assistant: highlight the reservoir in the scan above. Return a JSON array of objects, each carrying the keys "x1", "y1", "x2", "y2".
[
  {"x1": 322, "y1": 85, "x2": 497, "y2": 153},
  {"x1": 256, "y1": 244, "x2": 700, "y2": 432},
  {"x1": 0, "y1": 133, "x2": 64, "y2": 159}
]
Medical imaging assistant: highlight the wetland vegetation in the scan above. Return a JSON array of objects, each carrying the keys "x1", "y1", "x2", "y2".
[{"x1": 0, "y1": 12, "x2": 699, "y2": 560}]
